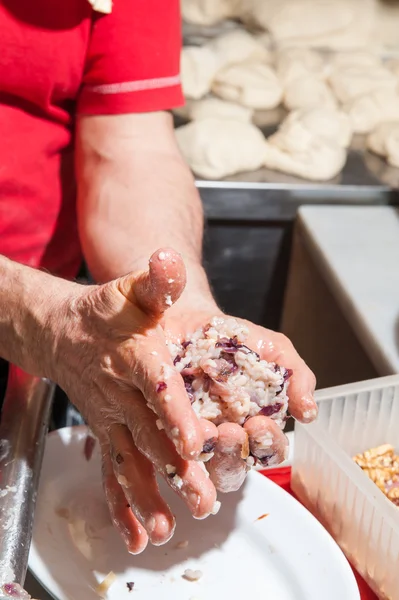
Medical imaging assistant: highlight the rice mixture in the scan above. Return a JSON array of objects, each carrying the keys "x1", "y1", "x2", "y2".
[{"x1": 169, "y1": 317, "x2": 291, "y2": 427}]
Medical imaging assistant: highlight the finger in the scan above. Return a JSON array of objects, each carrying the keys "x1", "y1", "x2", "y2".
[
  {"x1": 123, "y1": 392, "x2": 218, "y2": 518},
  {"x1": 207, "y1": 423, "x2": 249, "y2": 493},
  {"x1": 108, "y1": 424, "x2": 176, "y2": 546},
  {"x1": 133, "y1": 340, "x2": 204, "y2": 460},
  {"x1": 247, "y1": 329, "x2": 317, "y2": 423},
  {"x1": 244, "y1": 415, "x2": 289, "y2": 467},
  {"x1": 101, "y1": 449, "x2": 149, "y2": 554},
  {"x1": 117, "y1": 248, "x2": 186, "y2": 316}
]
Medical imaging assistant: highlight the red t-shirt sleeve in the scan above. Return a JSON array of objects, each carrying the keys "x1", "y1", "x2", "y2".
[{"x1": 77, "y1": 0, "x2": 184, "y2": 115}]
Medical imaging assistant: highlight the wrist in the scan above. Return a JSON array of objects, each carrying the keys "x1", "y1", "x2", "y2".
[{"x1": 0, "y1": 256, "x2": 79, "y2": 378}]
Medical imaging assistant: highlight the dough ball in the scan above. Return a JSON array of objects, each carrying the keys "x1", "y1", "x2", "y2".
[
  {"x1": 329, "y1": 65, "x2": 397, "y2": 104},
  {"x1": 372, "y1": 1, "x2": 399, "y2": 52},
  {"x1": 181, "y1": 0, "x2": 241, "y2": 26},
  {"x1": 344, "y1": 89, "x2": 399, "y2": 134},
  {"x1": 187, "y1": 97, "x2": 254, "y2": 122},
  {"x1": 386, "y1": 58, "x2": 399, "y2": 79},
  {"x1": 208, "y1": 29, "x2": 271, "y2": 69},
  {"x1": 181, "y1": 46, "x2": 219, "y2": 100},
  {"x1": 283, "y1": 75, "x2": 337, "y2": 111},
  {"x1": 254, "y1": 31, "x2": 274, "y2": 51},
  {"x1": 367, "y1": 122, "x2": 399, "y2": 168},
  {"x1": 247, "y1": 0, "x2": 375, "y2": 50},
  {"x1": 212, "y1": 62, "x2": 283, "y2": 109},
  {"x1": 263, "y1": 113, "x2": 347, "y2": 181},
  {"x1": 175, "y1": 118, "x2": 266, "y2": 179},
  {"x1": 287, "y1": 107, "x2": 352, "y2": 147},
  {"x1": 276, "y1": 47, "x2": 327, "y2": 85},
  {"x1": 329, "y1": 51, "x2": 381, "y2": 70}
]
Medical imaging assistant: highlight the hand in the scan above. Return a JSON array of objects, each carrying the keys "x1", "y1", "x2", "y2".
[
  {"x1": 44, "y1": 249, "x2": 219, "y2": 555},
  {"x1": 42, "y1": 248, "x2": 315, "y2": 555},
  {"x1": 163, "y1": 306, "x2": 317, "y2": 494}
]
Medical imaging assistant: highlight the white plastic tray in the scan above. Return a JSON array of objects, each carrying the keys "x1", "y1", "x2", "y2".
[{"x1": 292, "y1": 374, "x2": 399, "y2": 600}]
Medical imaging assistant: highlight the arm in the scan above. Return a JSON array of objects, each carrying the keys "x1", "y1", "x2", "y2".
[
  {"x1": 0, "y1": 255, "x2": 75, "y2": 377},
  {"x1": 76, "y1": 111, "x2": 216, "y2": 312}
]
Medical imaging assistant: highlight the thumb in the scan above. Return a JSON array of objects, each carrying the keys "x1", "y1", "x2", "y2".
[{"x1": 116, "y1": 248, "x2": 187, "y2": 316}]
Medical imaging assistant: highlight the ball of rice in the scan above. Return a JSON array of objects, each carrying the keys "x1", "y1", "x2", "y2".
[{"x1": 169, "y1": 317, "x2": 291, "y2": 428}]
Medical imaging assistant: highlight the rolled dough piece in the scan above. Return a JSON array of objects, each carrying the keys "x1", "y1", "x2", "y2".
[
  {"x1": 367, "y1": 122, "x2": 399, "y2": 168},
  {"x1": 386, "y1": 58, "x2": 399, "y2": 79},
  {"x1": 283, "y1": 75, "x2": 337, "y2": 111},
  {"x1": 247, "y1": 0, "x2": 375, "y2": 50},
  {"x1": 276, "y1": 47, "x2": 327, "y2": 85},
  {"x1": 344, "y1": 89, "x2": 399, "y2": 134},
  {"x1": 287, "y1": 107, "x2": 353, "y2": 148},
  {"x1": 208, "y1": 29, "x2": 270, "y2": 69},
  {"x1": 263, "y1": 114, "x2": 346, "y2": 181},
  {"x1": 181, "y1": 0, "x2": 241, "y2": 26},
  {"x1": 175, "y1": 118, "x2": 266, "y2": 179},
  {"x1": 329, "y1": 51, "x2": 381, "y2": 70},
  {"x1": 329, "y1": 65, "x2": 397, "y2": 104},
  {"x1": 187, "y1": 97, "x2": 254, "y2": 122},
  {"x1": 212, "y1": 62, "x2": 283, "y2": 109},
  {"x1": 250, "y1": 0, "x2": 376, "y2": 49},
  {"x1": 181, "y1": 46, "x2": 219, "y2": 100}
]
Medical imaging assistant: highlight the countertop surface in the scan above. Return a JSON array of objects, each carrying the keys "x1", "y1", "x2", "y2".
[{"x1": 298, "y1": 205, "x2": 399, "y2": 375}]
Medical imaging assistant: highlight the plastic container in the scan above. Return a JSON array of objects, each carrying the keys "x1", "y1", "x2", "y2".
[{"x1": 292, "y1": 374, "x2": 399, "y2": 600}]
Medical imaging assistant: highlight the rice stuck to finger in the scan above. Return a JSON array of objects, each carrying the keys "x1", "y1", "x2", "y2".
[{"x1": 169, "y1": 317, "x2": 291, "y2": 428}]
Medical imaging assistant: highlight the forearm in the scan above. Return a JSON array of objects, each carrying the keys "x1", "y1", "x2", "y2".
[
  {"x1": 0, "y1": 255, "x2": 71, "y2": 376},
  {"x1": 76, "y1": 112, "x2": 216, "y2": 310}
]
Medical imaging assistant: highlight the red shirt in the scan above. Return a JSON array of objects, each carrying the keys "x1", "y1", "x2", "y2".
[{"x1": 0, "y1": 0, "x2": 184, "y2": 279}]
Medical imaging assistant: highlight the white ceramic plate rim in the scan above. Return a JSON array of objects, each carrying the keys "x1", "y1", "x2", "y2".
[{"x1": 29, "y1": 427, "x2": 359, "y2": 600}]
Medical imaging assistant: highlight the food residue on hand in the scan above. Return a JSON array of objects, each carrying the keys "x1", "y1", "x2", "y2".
[
  {"x1": 84, "y1": 434, "x2": 97, "y2": 461},
  {"x1": 175, "y1": 540, "x2": 189, "y2": 549}
]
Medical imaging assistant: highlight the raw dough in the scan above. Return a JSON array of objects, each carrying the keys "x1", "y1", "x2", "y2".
[
  {"x1": 287, "y1": 107, "x2": 352, "y2": 148},
  {"x1": 181, "y1": 0, "x2": 241, "y2": 25},
  {"x1": 372, "y1": 1, "x2": 399, "y2": 52},
  {"x1": 329, "y1": 65, "x2": 397, "y2": 104},
  {"x1": 329, "y1": 51, "x2": 381, "y2": 70},
  {"x1": 367, "y1": 122, "x2": 399, "y2": 168},
  {"x1": 386, "y1": 58, "x2": 399, "y2": 79},
  {"x1": 175, "y1": 118, "x2": 266, "y2": 179},
  {"x1": 186, "y1": 97, "x2": 254, "y2": 122},
  {"x1": 344, "y1": 89, "x2": 399, "y2": 134},
  {"x1": 208, "y1": 29, "x2": 270, "y2": 69},
  {"x1": 283, "y1": 75, "x2": 336, "y2": 111},
  {"x1": 276, "y1": 47, "x2": 327, "y2": 85},
  {"x1": 181, "y1": 46, "x2": 219, "y2": 100},
  {"x1": 263, "y1": 113, "x2": 346, "y2": 181},
  {"x1": 212, "y1": 62, "x2": 283, "y2": 109},
  {"x1": 247, "y1": 0, "x2": 375, "y2": 50}
]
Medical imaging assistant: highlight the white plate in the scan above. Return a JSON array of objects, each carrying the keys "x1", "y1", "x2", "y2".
[{"x1": 29, "y1": 427, "x2": 359, "y2": 600}]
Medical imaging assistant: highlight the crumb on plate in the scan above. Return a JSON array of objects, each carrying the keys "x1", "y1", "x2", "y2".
[
  {"x1": 255, "y1": 513, "x2": 269, "y2": 521},
  {"x1": 183, "y1": 569, "x2": 203, "y2": 582},
  {"x1": 95, "y1": 571, "x2": 117, "y2": 597}
]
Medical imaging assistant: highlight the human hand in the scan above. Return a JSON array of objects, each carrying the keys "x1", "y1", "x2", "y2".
[
  {"x1": 41, "y1": 247, "x2": 315, "y2": 554},
  {"x1": 163, "y1": 308, "x2": 317, "y2": 494},
  {"x1": 43, "y1": 249, "x2": 219, "y2": 554}
]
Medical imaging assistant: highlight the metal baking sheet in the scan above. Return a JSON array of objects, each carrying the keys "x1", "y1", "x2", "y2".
[{"x1": 174, "y1": 109, "x2": 399, "y2": 196}]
